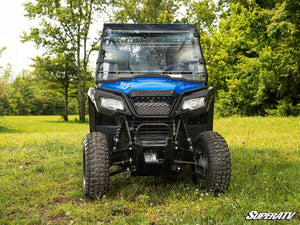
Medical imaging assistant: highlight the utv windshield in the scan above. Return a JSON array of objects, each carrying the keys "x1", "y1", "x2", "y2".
[{"x1": 97, "y1": 30, "x2": 206, "y2": 82}]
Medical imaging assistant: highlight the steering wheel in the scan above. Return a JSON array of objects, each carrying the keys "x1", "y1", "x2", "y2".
[{"x1": 162, "y1": 64, "x2": 188, "y2": 73}]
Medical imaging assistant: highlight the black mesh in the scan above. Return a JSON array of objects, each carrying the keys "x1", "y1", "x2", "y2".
[
  {"x1": 130, "y1": 96, "x2": 176, "y2": 116},
  {"x1": 133, "y1": 118, "x2": 173, "y2": 137}
]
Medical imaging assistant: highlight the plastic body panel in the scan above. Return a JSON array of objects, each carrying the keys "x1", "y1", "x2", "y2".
[
  {"x1": 100, "y1": 77, "x2": 204, "y2": 95},
  {"x1": 88, "y1": 83, "x2": 213, "y2": 119}
]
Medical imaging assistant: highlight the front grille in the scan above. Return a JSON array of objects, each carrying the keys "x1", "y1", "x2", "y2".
[
  {"x1": 130, "y1": 96, "x2": 176, "y2": 116},
  {"x1": 133, "y1": 118, "x2": 173, "y2": 137}
]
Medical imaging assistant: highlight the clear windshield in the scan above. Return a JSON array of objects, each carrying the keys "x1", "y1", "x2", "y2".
[{"x1": 97, "y1": 31, "x2": 206, "y2": 81}]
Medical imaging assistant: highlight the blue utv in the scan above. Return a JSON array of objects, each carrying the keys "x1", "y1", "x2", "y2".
[{"x1": 83, "y1": 24, "x2": 231, "y2": 198}]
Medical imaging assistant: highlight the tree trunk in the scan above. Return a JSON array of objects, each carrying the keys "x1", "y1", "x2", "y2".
[
  {"x1": 82, "y1": 39, "x2": 87, "y2": 123},
  {"x1": 78, "y1": 7, "x2": 86, "y2": 123},
  {"x1": 64, "y1": 86, "x2": 68, "y2": 121},
  {"x1": 82, "y1": 67, "x2": 86, "y2": 122},
  {"x1": 80, "y1": 1, "x2": 93, "y2": 124},
  {"x1": 77, "y1": 66, "x2": 83, "y2": 122},
  {"x1": 77, "y1": 33, "x2": 85, "y2": 122}
]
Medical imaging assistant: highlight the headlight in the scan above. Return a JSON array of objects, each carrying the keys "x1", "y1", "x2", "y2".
[
  {"x1": 182, "y1": 97, "x2": 205, "y2": 110},
  {"x1": 100, "y1": 97, "x2": 124, "y2": 111}
]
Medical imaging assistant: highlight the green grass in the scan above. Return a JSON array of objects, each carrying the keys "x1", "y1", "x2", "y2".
[{"x1": 0, "y1": 116, "x2": 299, "y2": 224}]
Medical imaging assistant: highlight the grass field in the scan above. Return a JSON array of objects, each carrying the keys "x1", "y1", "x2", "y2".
[{"x1": 0, "y1": 116, "x2": 299, "y2": 224}]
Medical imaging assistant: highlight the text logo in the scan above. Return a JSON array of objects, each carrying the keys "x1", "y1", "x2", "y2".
[{"x1": 245, "y1": 211, "x2": 296, "y2": 220}]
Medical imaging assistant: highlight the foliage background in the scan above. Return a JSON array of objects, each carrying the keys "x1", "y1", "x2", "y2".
[{"x1": 0, "y1": 0, "x2": 299, "y2": 118}]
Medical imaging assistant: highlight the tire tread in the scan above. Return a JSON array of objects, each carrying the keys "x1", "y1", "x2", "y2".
[
  {"x1": 194, "y1": 131, "x2": 231, "y2": 192},
  {"x1": 83, "y1": 132, "x2": 109, "y2": 198}
]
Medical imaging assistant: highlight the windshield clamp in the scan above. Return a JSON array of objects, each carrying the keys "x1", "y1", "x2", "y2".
[
  {"x1": 198, "y1": 58, "x2": 206, "y2": 65},
  {"x1": 193, "y1": 31, "x2": 200, "y2": 38}
]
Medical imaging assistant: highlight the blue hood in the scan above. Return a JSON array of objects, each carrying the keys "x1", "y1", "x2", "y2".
[{"x1": 99, "y1": 77, "x2": 203, "y2": 95}]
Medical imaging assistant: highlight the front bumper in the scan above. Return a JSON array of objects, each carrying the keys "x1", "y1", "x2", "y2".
[
  {"x1": 88, "y1": 86, "x2": 214, "y2": 118},
  {"x1": 88, "y1": 85, "x2": 214, "y2": 175}
]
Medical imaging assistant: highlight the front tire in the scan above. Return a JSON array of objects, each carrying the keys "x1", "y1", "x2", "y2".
[
  {"x1": 83, "y1": 132, "x2": 109, "y2": 198},
  {"x1": 192, "y1": 131, "x2": 231, "y2": 192}
]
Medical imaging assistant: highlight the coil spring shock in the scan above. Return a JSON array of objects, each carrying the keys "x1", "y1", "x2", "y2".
[
  {"x1": 113, "y1": 117, "x2": 123, "y2": 151},
  {"x1": 182, "y1": 117, "x2": 193, "y2": 151}
]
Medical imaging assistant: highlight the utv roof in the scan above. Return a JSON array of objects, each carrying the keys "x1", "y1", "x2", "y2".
[{"x1": 103, "y1": 23, "x2": 198, "y2": 31}]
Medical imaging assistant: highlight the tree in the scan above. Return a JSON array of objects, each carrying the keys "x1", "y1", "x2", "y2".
[
  {"x1": 185, "y1": 0, "x2": 218, "y2": 33},
  {"x1": 0, "y1": 66, "x2": 11, "y2": 116},
  {"x1": 7, "y1": 70, "x2": 36, "y2": 115},
  {"x1": 22, "y1": 0, "x2": 106, "y2": 122},
  {"x1": 0, "y1": 46, "x2": 7, "y2": 76},
  {"x1": 113, "y1": 0, "x2": 180, "y2": 23},
  {"x1": 31, "y1": 53, "x2": 77, "y2": 121},
  {"x1": 0, "y1": 46, "x2": 6, "y2": 59},
  {"x1": 187, "y1": 0, "x2": 300, "y2": 116},
  {"x1": 0, "y1": 47, "x2": 10, "y2": 116}
]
